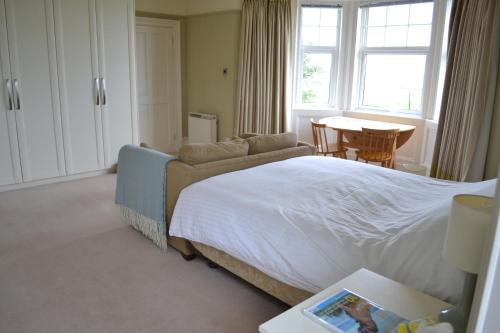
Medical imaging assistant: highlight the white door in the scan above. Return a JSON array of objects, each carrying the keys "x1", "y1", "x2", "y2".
[
  {"x1": 136, "y1": 18, "x2": 182, "y2": 153},
  {"x1": 53, "y1": 0, "x2": 104, "y2": 174},
  {"x1": 4, "y1": 0, "x2": 65, "y2": 181},
  {"x1": 0, "y1": 0, "x2": 21, "y2": 186},
  {"x1": 96, "y1": 0, "x2": 136, "y2": 168}
]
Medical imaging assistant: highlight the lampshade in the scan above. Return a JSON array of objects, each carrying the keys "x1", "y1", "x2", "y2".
[{"x1": 443, "y1": 195, "x2": 494, "y2": 274}]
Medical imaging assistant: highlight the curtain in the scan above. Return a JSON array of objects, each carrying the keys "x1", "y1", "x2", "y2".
[
  {"x1": 431, "y1": 0, "x2": 500, "y2": 181},
  {"x1": 234, "y1": 0, "x2": 291, "y2": 135}
]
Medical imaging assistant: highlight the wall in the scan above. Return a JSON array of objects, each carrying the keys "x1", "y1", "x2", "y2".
[
  {"x1": 135, "y1": 0, "x2": 186, "y2": 16},
  {"x1": 135, "y1": 0, "x2": 242, "y2": 140},
  {"x1": 186, "y1": 0, "x2": 243, "y2": 15},
  {"x1": 185, "y1": 11, "x2": 241, "y2": 140}
]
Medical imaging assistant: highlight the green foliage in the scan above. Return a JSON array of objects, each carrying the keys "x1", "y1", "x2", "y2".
[
  {"x1": 302, "y1": 54, "x2": 323, "y2": 103},
  {"x1": 303, "y1": 54, "x2": 322, "y2": 80}
]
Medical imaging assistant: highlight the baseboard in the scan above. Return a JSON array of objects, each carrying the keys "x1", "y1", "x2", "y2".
[{"x1": 0, "y1": 169, "x2": 113, "y2": 192}]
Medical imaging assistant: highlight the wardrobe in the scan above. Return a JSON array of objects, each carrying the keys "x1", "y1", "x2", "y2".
[{"x1": 0, "y1": 0, "x2": 137, "y2": 188}]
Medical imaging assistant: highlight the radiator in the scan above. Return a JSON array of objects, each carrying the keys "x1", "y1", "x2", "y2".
[{"x1": 188, "y1": 112, "x2": 217, "y2": 143}]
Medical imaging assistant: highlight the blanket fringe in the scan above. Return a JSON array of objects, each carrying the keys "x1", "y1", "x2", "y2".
[{"x1": 119, "y1": 205, "x2": 168, "y2": 251}]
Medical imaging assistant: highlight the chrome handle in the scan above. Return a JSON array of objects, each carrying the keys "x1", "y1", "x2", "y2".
[
  {"x1": 4, "y1": 79, "x2": 12, "y2": 110},
  {"x1": 94, "y1": 78, "x2": 100, "y2": 105},
  {"x1": 13, "y1": 79, "x2": 20, "y2": 110},
  {"x1": 100, "y1": 78, "x2": 106, "y2": 105}
]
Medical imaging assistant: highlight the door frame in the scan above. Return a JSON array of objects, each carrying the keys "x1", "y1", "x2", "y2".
[{"x1": 135, "y1": 17, "x2": 182, "y2": 151}]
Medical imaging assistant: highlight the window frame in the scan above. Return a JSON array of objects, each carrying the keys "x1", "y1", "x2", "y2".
[
  {"x1": 355, "y1": 0, "x2": 436, "y2": 116},
  {"x1": 295, "y1": 3, "x2": 343, "y2": 108}
]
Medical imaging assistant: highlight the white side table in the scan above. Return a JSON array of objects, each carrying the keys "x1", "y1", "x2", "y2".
[{"x1": 259, "y1": 268, "x2": 451, "y2": 333}]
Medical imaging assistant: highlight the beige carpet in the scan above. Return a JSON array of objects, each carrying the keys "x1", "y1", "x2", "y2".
[{"x1": 0, "y1": 175, "x2": 287, "y2": 333}]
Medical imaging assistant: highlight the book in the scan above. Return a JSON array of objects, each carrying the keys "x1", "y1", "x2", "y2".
[{"x1": 303, "y1": 289, "x2": 407, "y2": 333}]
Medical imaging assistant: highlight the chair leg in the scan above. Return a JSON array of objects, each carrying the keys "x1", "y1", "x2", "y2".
[{"x1": 355, "y1": 156, "x2": 359, "y2": 161}]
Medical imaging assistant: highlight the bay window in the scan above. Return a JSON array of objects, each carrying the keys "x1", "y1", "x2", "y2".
[{"x1": 294, "y1": 0, "x2": 448, "y2": 119}]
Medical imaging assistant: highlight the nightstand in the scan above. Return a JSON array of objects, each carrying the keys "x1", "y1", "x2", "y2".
[{"x1": 259, "y1": 268, "x2": 451, "y2": 333}]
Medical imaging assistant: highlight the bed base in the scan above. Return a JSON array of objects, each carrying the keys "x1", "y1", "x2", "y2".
[{"x1": 190, "y1": 241, "x2": 312, "y2": 306}]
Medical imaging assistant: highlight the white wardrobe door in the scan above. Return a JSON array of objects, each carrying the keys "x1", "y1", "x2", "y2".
[
  {"x1": 0, "y1": 0, "x2": 21, "y2": 186},
  {"x1": 96, "y1": 0, "x2": 135, "y2": 168},
  {"x1": 5, "y1": 0, "x2": 65, "y2": 181},
  {"x1": 53, "y1": 0, "x2": 104, "y2": 174}
]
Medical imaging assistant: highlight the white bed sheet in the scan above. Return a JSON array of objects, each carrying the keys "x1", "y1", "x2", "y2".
[{"x1": 169, "y1": 156, "x2": 497, "y2": 302}]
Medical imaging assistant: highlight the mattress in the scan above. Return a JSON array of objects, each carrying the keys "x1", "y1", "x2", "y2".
[{"x1": 169, "y1": 156, "x2": 497, "y2": 303}]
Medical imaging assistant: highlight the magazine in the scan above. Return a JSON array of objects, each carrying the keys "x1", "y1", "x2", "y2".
[{"x1": 303, "y1": 289, "x2": 407, "y2": 333}]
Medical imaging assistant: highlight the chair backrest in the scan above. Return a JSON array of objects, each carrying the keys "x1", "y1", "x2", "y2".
[
  {"x1": 359, "y1": 128, "x2": 400, "y2": 159},
  {"x1": 310, "y1": 119, "x2": 330, "y2": 154}
]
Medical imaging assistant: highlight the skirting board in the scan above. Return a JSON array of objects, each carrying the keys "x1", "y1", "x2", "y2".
[{"x1": 0, "y1": 169, "x2": 113, "y2": 192}]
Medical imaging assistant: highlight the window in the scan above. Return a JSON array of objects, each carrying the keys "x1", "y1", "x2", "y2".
[
  {"x1": 357, "y1": 1, "x2": 435, "y2": 114},
  {"x1": 294, "y1": 0, "x2": 447, "y2": 119},
  {"x1": 297, "y1": 5, "x2": 341, "y2": 106}
]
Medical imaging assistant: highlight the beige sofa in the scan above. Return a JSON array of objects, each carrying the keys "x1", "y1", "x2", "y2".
[{"x1": 165, "y1": 133, "x2": 316, "y2": 305}]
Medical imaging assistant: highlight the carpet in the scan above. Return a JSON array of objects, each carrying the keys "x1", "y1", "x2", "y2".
[{"x1": 0, "y1": 175, "x2": 287, "y2": 333}]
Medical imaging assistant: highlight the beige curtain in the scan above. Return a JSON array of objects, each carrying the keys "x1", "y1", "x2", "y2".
[
  {"x1": 431, "y1": 0, "x2": 500, "y2": 181},
  {"x1": 234, "y1": 0, "x2": 291, "y2": 135}
]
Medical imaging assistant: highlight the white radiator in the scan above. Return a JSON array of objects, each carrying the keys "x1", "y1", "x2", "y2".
[{"x1": 188, "y1": 112, "x2": 217, "y2": 143}]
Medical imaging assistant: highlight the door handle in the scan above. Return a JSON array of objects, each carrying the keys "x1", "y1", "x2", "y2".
[
  {"x1": 94, "y1": 78, "x2": 100, "y2": 105},
  {"x1": 99, "y1": 78, "x2": 106, "y2": 105},
  {"x1": 4, "y1": 79, "x2": 13, "y2": 110},
  {"x1": 13, "y1": 79, "x2": 20, "y2": 110}
]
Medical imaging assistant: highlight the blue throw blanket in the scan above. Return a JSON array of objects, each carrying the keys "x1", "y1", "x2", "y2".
[{"x1": 115, "y1": 145, "x2": 176, "y2": 222}]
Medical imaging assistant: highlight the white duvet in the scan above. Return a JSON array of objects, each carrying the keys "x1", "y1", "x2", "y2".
[{"x1": 169, "y1": 156, "x2": 497, "y2": 303}]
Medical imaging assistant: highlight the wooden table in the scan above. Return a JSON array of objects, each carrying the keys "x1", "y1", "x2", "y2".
[
  {"x1": 259, "y1": 269, "x2": 450, "y2": 333},
  {"x1": 318, "y1": 116, "x2": 416, "y2": 151}
]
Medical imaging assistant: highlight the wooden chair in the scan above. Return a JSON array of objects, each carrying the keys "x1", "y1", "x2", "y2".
[
  {"x1": 355, "y1": 128, "x2": 399, "y2": 168},
  {"x1": 311, "y1": 119, "x2": 347, "y2": 159}
]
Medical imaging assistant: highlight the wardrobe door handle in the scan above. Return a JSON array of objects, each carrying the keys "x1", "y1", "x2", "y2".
[
  {"x1": 4, "y1": 79, "x2": 12, "y2": 110},
  {"x1": 13, "y1": 79, "x2": 20, "y2": 110},
  {"x1": 94, "y1": 78, "x2": 100, "y2": 105},
  {"x1": 100, "y1": 78, "x2": 106, "y2": 105}
]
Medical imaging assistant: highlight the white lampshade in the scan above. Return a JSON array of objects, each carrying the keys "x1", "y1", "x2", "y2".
[{"x1": 443, "y1": 195, "x2": 494, "y2": 274}]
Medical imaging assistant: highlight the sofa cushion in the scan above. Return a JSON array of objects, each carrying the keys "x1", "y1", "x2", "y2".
[
  {"x1": 178, "y1": 139, "x2": 249, "y2": 165},
  {"x1": 246, "y1": 132, "x2": 298, "y2": 155}
]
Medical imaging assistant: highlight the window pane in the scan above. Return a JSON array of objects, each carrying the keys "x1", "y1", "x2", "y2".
[
  {"x1": 366, "y1": 27, "x2": 385, "y2": 47},
  {"x1": 361, "y1": 54, "x2": 426, "y2": 112},
  {"x1": 320, "y1": 8, "x2": 338, "y2": 27},
  {"x1": 301, "y1": 7, "x2": 338, "y2": 47},
  {"x1": 301, "y1": 53, "x2": 332, "y2": 105},
  {"x1": 409, "y1": 2, "x2": 434, "y2": 25},
  {"x1": 386, "y1": 4, "x2": 409, "y2": 26},
  {"x1": 319, "y1": 27, "x2": 337, "y2": 46},
  {"x1": 302, "y1": 26, "x2": 319, "y2": 45},
  {"x1": 302, "y1": 8, "x2": 320, "y2": 26},
  {"x1": 385, "y1": 26, "x2": 408, "y2": 46},
  {"x1": 408, "y1": 25, "x2": 432, "y2": 46},
  {"x1": 364, "y1": 2, "x2": 434, "y2": 48},
  {"x1": 368, "y1": 7, "x2": 386, "y2": 27}
]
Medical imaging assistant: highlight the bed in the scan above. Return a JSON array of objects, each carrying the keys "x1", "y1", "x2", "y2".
[{"x1": 169, "y1": 156, "x2": 497, "y2": 305}]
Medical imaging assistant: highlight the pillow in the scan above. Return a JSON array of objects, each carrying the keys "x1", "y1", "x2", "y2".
[
  {"x1": 246, "y1": 132, "x2": 298, "y2": 155},
  {"x1": 178, "y1": 139, "x2": 249, "y2": 165}
]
